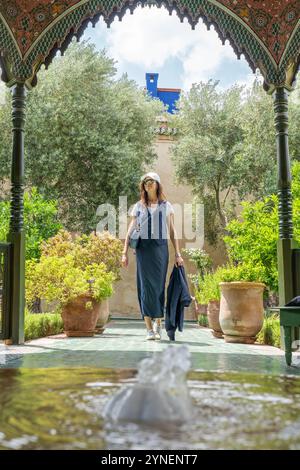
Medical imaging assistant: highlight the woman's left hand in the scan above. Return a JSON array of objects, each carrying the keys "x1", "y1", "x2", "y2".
[{"x1": 175, "y1": 255, "x2": 184, "y2": 267}]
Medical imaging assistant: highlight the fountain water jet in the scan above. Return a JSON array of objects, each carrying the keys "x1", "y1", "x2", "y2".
[{"x1": 103, "y1": 345, "x2": 193, "y2": 426}]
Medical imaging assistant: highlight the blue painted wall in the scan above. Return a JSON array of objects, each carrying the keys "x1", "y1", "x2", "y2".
[{"x1": 146, "y1": 73, "x2": 180, "y2": 114}]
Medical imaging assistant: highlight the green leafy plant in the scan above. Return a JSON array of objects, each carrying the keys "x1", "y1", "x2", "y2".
[
  {"x1": 198, "y1": 313, "x2": 209, "y2": 328},
  {"x1": 216, "y1": 262, "x2": 268, "y2": 284},
  {"x1": 26, "y1": 229, "x2": 121, "y2": 312},
  {"x1": 0, "y1": 187, "x2": 62, "y2": 260},
  {"x1": 223, "y1": 162, "x2": 300, "y2": 294},
  {"x1": 170, "y1": 79, "x2": 300, "y2": 246},
  {"x1": 0, "y1": 42, "x2": 163, "y2": 232},
  {"x1": 223, "y1": 195, "x2": 278, "y2": 291},
  {"x1": 26, "y1": 254, "x2": 115, "y2": 307},
  {"x1": 182, "y1": 248, "x2": 212, "y2": 281},
  {"x1": 195, "y1": 270, "x2": 223, "y2": 304},
  {"x1": 256, "y1": 313, "x2": 280, "y2": 348},
  {"x1": 195, "y1": 261, "x2": 267, "y2": 305},
  {"x1": 183, "y1": 248, "x2": 213, "y2": 305},
  {"x1": 41, "y1": 229, "x2": 123, "y2": 280},
  {"x1": 24, "y1": 309, "x2": 63, "y2": 341}
]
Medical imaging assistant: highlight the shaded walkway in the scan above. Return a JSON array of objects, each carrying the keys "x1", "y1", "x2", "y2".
[{"x1": 1, "y1": 319, "x2": 300, "y2": 375}]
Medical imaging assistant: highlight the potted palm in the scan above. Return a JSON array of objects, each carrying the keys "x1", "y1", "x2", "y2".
[{"x1": 218, "y1": 262, "x2": 267, "y2": 343}]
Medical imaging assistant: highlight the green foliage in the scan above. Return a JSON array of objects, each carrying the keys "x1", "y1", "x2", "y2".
[
  {"x1": 198, "y1": 313, "x2": 209, "y2": 328},
  {"x1": 232, "y1": 80, "x2": 277, "y2": 199},
  {"x1": 256, "y1": 314, "x2": 280, "y2": 348},
  {"x1": 0, "y1": 42, "x2": 163, "y2": 233},
  {"x1": 0, "y1": 202, "x2": 9, "y2": 242},
  {"x1": 195, "y1": 261, "x2": 267, "y2": 305},
  {"x1": 223, "y1": 195, "x2": 278, "y2": 290},
  {"x1": 0, "y1": 187, "x2": 62, "y2": 259},
  {"x1": 26, "y1": 255, "x2": 114, "y2": 307},
  {"x1": 24, "y1": 309, "x2": 63, "y2": 341},
  {"x1": 182, "y1": 248, "x2": 212, "y2": 278},
  {"x1": 216, "y1": 262, "x2": 268, "y2": 284},
  {"x1": 223, "y1": 161, "x2": 300, "y2": 293},
  {"x1": 170, "y1": 78, "x2": 300, "y2": 245},
  {"x1": 40, "y1": 229, "x2": 123, "y2": 280},
  {"x1": 25, "y1": 229, "x2": 120, "y2": 307},
  {"x1": 195, "y1": 270, "x2": 223, "y2": 304},
  {"x1": 171, "y1": 80, "x2": 244, "y2": 243},
  {"x1": 292, "y1": 161, "x2": 300, "y2": 242},
  {"x1": 289, "y1": 82, "x2": 300, "y2": 161},
  {"x1": 182, "y1": 248, "x2": 213, "y2": 291}
]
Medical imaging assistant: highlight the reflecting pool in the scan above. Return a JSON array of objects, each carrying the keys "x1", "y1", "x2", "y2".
[{"x1": 0, "y1": 367, "x2": 300, "y2": 449}]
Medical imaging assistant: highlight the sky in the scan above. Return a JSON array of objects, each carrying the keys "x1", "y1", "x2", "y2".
[{"x1": 81, "y1": 5, "x2": 256, "y2": 92}]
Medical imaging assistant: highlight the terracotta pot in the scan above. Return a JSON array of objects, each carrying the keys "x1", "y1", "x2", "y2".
[
  {"x1": 61, "y1": 294, "x2": 101, "y2": 337},
  {"x1": 198, "y1": 303, "x2": 208, "y2": 315},
  {"x1": 95, "y1": 298, "x2": 110, "y2": 334},
  {"x1": 194, "y1": 299, "x2": 207, "y2": 320},
  {"x1": 194, "y1": 302, "x2": 208, "y2": 321},
  {"x1": 207, "y1": 300, "x2": 223, "y2": 338},
  {"x1": 219, "y1": 282, "x2": 265, "y2": 344}
]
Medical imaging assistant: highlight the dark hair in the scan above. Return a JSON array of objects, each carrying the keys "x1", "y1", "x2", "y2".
[{"x1": 138, "y1": 180, "x2": 167, "y2": 206}]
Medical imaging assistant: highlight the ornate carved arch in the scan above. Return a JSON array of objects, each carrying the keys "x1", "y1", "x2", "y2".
[{"x1": 0, "y1": 1, "x2": 299, "y2": 89}]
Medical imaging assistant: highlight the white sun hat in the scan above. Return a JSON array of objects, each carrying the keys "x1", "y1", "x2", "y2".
[{"x1": 140, "y1": 172, "x2": 161, "y2": 183}]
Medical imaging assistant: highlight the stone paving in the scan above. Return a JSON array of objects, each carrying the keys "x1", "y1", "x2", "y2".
[{"x1": 1, "y1": 319, "x2": 300, "y2": 375}]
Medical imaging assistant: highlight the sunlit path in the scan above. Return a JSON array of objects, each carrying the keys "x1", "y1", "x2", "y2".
[{"x1": 1, "y1": 319, "x2": 299, "y2": 375}]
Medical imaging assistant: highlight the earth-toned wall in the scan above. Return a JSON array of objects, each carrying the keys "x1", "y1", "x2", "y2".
[{"x1": 109, "y1": 135, "x2": 227, "y2": 320}]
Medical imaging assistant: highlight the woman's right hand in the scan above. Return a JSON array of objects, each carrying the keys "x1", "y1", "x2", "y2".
[{"x1": 121, "y1": 253, "x2": 128, "y2": 267}]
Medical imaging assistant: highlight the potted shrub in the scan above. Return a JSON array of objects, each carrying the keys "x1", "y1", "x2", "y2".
[
  {"x1": 26, "y1": 255, "x2": 115, "y2": 336},
  {"x1": 195, "y1": 271, "x2": 223, "y2": 338},
  {"x1": 218, "y1": 262, "x2": 267, "y2": 344},
  {"x1": 38, "y1": 229, "x2": 122, "y2": 333},
  {"x1": 25, "y1": 229, "x2": 120, "y2": 336},
  {"x1": 182, "y1": 248, "x2": 212, "y2": 320}
]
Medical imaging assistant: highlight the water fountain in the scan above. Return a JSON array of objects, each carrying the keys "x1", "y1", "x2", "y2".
[{"x1": 103, "y1": 345, "x2": 193, "y2": 425}]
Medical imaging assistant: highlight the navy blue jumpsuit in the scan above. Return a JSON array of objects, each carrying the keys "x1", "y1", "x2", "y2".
[{"x1": 134, "y1": 200, "x2": 170, "y2": 319}]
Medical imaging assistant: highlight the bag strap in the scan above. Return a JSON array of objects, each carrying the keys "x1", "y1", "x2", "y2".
[{"x1": 136, "y1": 209, "x2": 141, "y2": 230}]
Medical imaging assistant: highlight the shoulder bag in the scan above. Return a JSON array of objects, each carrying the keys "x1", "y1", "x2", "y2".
[{"x1": 129, "y1": 208, "x2": 141, "y2": 249}]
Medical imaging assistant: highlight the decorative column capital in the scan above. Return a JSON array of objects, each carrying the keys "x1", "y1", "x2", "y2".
[{"x1": 273, "y1": 86, "x2": 289, "y2": 140}]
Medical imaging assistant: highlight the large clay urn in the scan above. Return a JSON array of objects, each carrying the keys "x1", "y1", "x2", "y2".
[
  {"x1": 219, "y1": 282, "x2": 265, "y2": 344},
  {"x1": 95, "y1": 298, "x2": 110, "y2": 334},
  {"x1": 207, "y1": 300, "x2": 223, "y2": 338},
  {"x1": 61, "y1": 294, "x2": 101, "y2": 337}
]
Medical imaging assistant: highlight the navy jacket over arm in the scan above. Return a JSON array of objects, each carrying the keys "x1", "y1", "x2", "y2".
[{"x1": 165, "y1": 265, "x2": 192, "y2": 335}]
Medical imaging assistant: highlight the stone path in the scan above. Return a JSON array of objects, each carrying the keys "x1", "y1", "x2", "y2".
[{"x1": 1, "y1": 319, "x2": 300, "y2": 375}]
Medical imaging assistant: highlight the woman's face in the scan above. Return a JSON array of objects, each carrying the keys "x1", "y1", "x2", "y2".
[{"x1": 143, "y1": 178, "x2": 157, "y2": 193}]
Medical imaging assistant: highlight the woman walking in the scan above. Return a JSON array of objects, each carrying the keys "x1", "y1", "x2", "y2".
[{"x1": 122, "y1": 172, "x2": 184, "y2": 340}]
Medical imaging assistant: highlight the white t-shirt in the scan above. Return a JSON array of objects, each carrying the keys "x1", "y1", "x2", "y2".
[{"x1": 130, "y1": 200, "x2": 175, "y2": 217}]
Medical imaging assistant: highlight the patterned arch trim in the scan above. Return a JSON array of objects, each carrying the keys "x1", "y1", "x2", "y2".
[{"x1": 0, "y1": 0, "x2": 299, "y2": 88}]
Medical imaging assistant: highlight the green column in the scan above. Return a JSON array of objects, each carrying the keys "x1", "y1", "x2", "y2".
[
  {"x1": 274, "y1": 87, "x2": 293, "y2": 240},
  {"x1": 273, "y1": 86, "x2": 295, "y2": 306},
  {"x1": 7, "y1": 83, "x2": 27, "y2": 345}
]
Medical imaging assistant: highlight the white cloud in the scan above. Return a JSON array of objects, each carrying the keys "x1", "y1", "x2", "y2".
[
  {"x1": 104, "y1": 7, "x2": 194, "y2": 69},
  {"x1": 179, "y1": 33, "x2": 236, "y2": 89},
  {"x1": 91, "y1": 6, "x2": 254, "y2": 90},
  {"x1": 234, "y1": 71, "x2": 261, "y2": 90}
]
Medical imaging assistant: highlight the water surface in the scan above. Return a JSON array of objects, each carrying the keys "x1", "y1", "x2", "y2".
[{"x1": 0, "y1": 368, "x2": 300, "y2": 450}]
